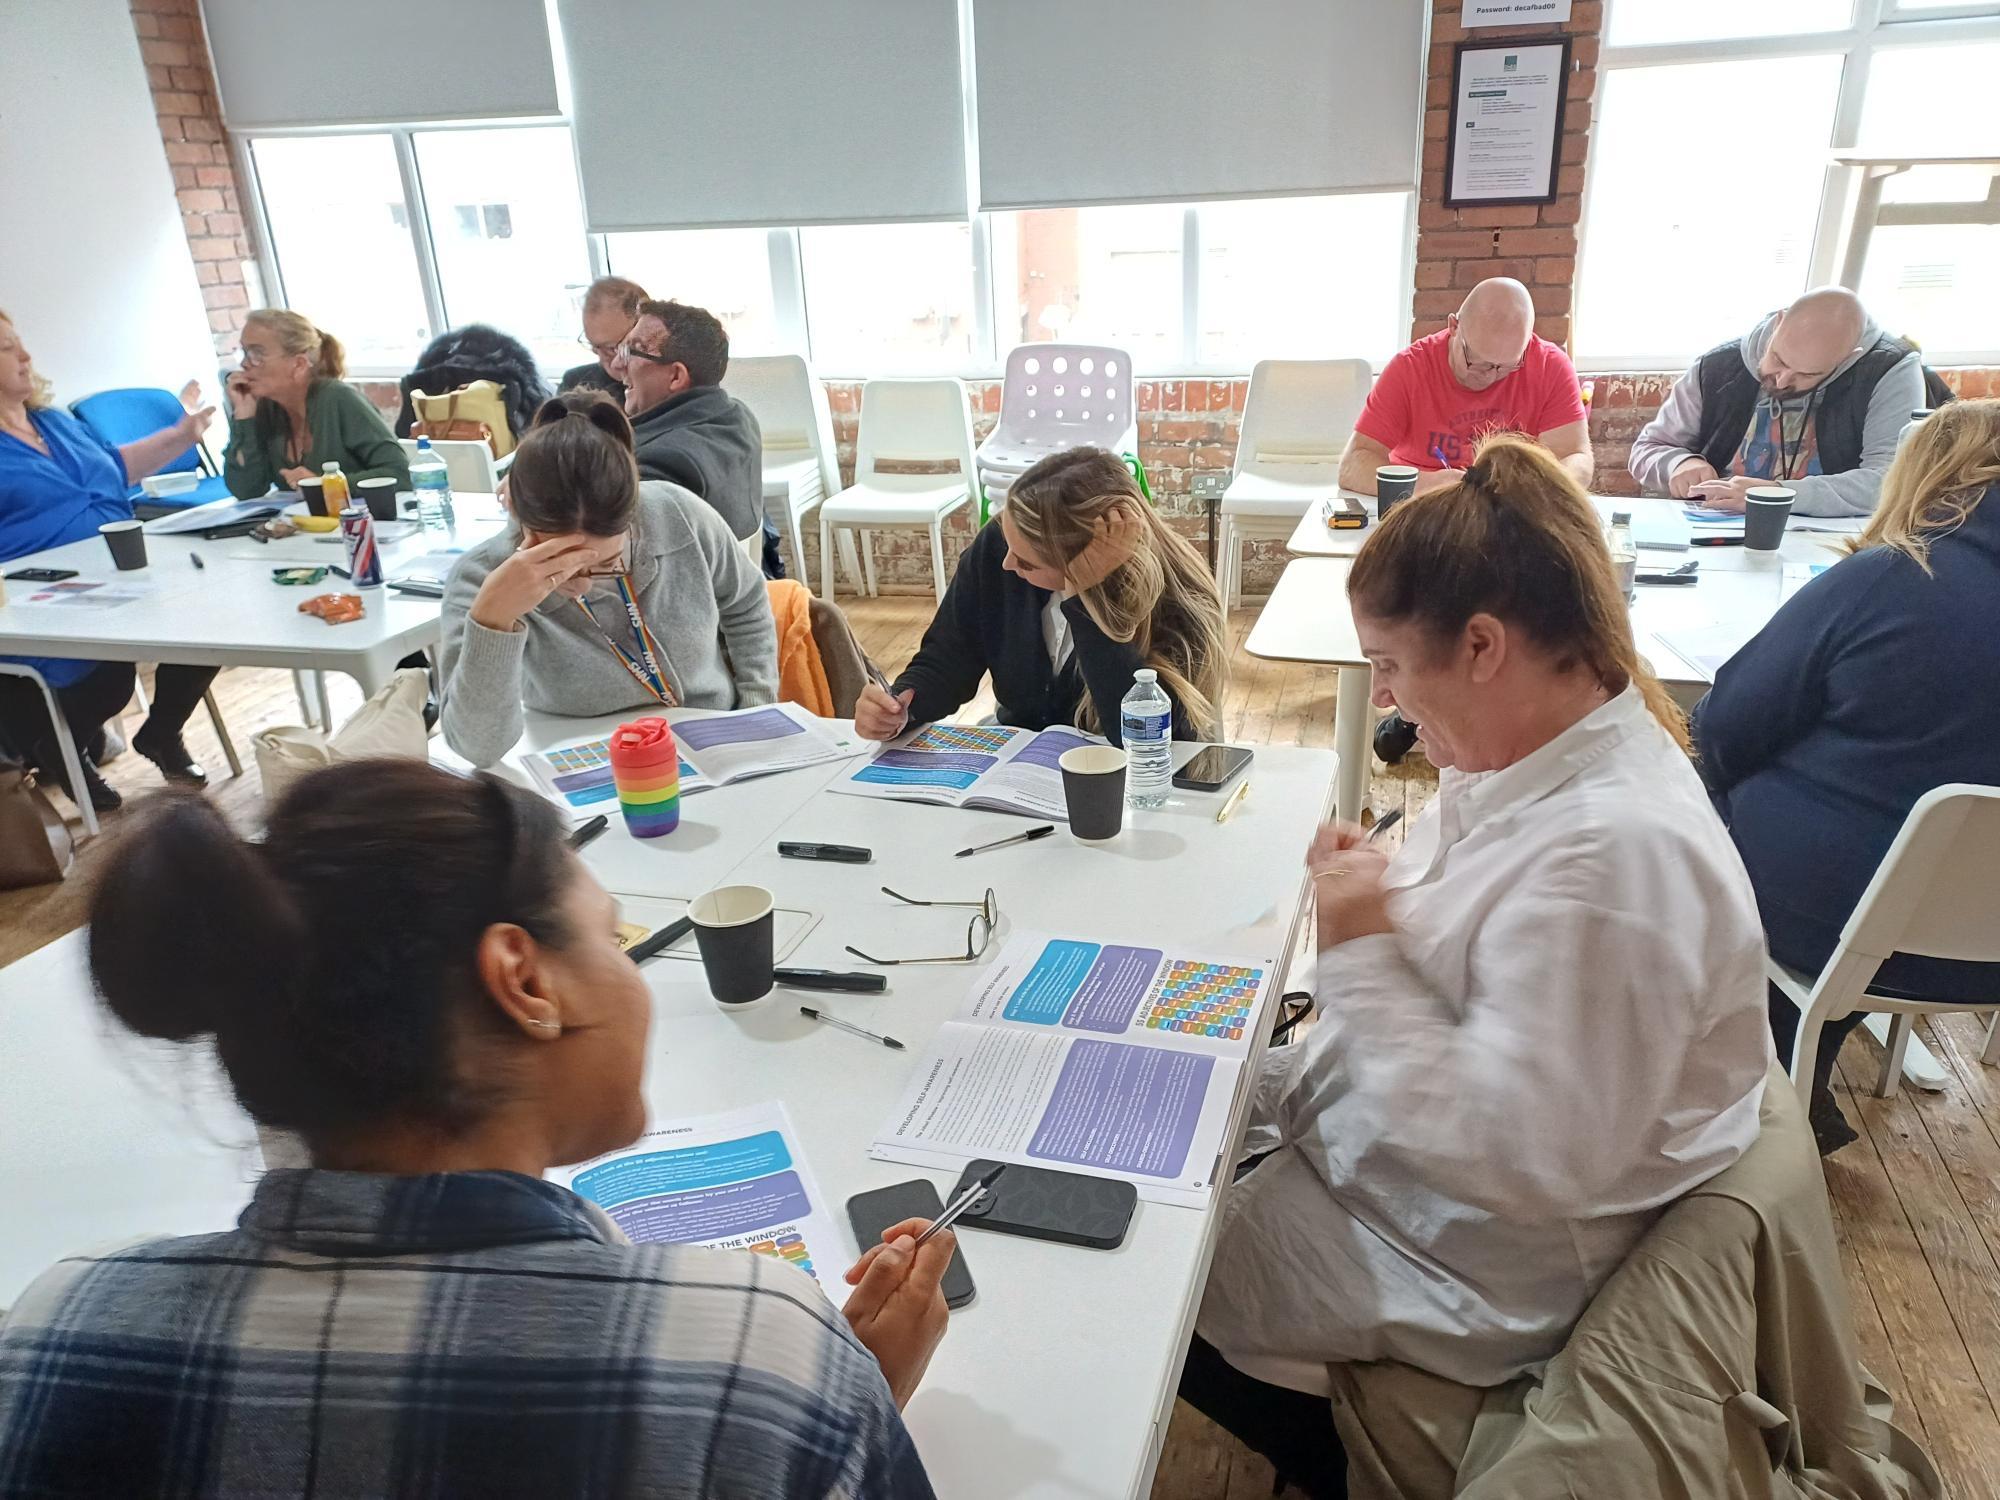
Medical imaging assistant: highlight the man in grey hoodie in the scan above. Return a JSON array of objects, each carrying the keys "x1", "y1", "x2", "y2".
[
  {"x1": 1628, "y1": 287, "x2": 1925, "y2": 518},
  {"x1": 622, "y1": 300, "x2": 767, "y2": 546}
]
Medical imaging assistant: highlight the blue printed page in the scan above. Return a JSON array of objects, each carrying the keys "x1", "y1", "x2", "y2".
[{"x1": 551, "y1": 1101, "x2": 850, "y2": 1304}]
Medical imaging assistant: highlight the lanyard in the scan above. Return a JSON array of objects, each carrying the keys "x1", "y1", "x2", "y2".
[
  {"x1": 575, "y1": 573, "x2": 676, "y2": 708},
  {"x1": 1769, "y1": 387, "x2": 1820, "y2": 482}
]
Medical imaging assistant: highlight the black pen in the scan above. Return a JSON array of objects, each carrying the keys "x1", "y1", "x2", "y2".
[
  {"x1": 567, "y1": 814, "x2": 609, "y2": 850},
  {"x1": 778, "y1": 968, "x2": 889, "y2": 993},
  {"x1": 800, "y1": 1006, "x2": 903, "y2": 1048},
  {"x1": 914, "y1": 1164, "x2": 1007, "y2": 1247},
  {"x1": 189, "y1": 551, "x2": 205, "y2": 570},
  {"x1": 329, "y1": 563, "x2": 352, "y2": 577},
  {"x1": 627, "y1": 916, "x2": 695, "y2": 964},
  {"x1": 955, "y1": 824, "x2": 1056, "y2": 858},
  {"x1": 1689, "y1": 536, "x2": 1744, "y2": 548},
  {"x1": 778, "y1": 841, "x2": 873, "y2": 863},
  {"x1": 1367, "y1": 809, "x2": 1404, "y2": 842}
]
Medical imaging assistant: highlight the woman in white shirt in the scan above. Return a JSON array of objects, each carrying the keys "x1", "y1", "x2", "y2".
[{"x1": 1183, "y1": 436, "x2": 1773, "y2": 1497}]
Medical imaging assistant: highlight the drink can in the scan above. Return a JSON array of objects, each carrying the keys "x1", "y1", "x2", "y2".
[{"x1": 339, "y1": 504, "x2": 383, "y2": 587}]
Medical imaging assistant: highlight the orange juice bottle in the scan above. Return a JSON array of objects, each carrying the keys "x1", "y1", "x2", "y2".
[{"x1": 320, "y1": 461, "x2": 350, "y2": 513}]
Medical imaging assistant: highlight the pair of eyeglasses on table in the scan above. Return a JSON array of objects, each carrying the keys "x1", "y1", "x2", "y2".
[{"x1": 846, "y1": 887, "x2": 1000, "y2": 966}]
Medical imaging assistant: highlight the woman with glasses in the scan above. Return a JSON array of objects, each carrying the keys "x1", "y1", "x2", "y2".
[
  {"x1": 0, "y1": 308, "x2": 221, "y2": 808},
  {"x1": 438, "y1": 391, "x2": 777, "y2": 768},
  {"x1": 0, "y1": 761, "x2": 951, "y2": 1497},
  {"x1": 222, "y1": 309, "x2": 409, "y2": 498}
]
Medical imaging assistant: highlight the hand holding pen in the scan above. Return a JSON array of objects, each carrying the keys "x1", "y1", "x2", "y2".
[{"x1": 842, "y1": 1213, "x2": 959, "y2": 1408}]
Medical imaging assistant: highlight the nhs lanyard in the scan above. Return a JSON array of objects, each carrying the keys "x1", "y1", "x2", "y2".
[{"x1": 575, "y1": 573, "x2": 676, "y2": 708}]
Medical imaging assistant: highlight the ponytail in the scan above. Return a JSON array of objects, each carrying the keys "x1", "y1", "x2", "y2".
[
  {"x1": 1349, "y1": 435, "x2": 1690, "y2": 753},
  {"x1": 510, "y1": 389, "x2": 641, "y2": 535},
  {"x1": 317, "y1": 330, "x2": 346, "y2": 381},
  {"x1": 242, "y1": 309, "x2": 344, "y2": 381}
]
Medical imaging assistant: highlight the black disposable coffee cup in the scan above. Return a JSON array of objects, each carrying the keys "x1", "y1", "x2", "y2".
[
  {"x1": 299, "y1": 477, "x2": 328, "y2": 517},
  {"x1": 1060, "y1": 744, "x2": 1128, "y2": 841},
  {"x1": 1743, "y1": 487, "x2": 1794, "y2": 552},
  {"x1": 690, "y1": 884, "x2": 776, "y2": 1004},
  {"x1": 1376, "y1": 466, "x2": 1419, "y2": 516},
  {"x1": 100, "y1": 520, "x2": 147, "y2": 570},
  {"x1": 357, "y1": 477, "x2": 399, "y2": 522}
]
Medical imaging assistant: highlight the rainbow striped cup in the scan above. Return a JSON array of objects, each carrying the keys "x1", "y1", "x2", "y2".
[{"x1": 608, "y1": 716, "x2": 680, "y2": 838}]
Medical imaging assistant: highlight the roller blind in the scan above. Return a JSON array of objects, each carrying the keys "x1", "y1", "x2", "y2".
[
  {"x1": 204, "y1": 0, "x2": 560, "y2": 130},
  {"x1": 972, "y1": 0, "x2": 1424, "y2": 211},
  {"x1": 559, "y1": 0, "x2": 967, "y2": 232}
]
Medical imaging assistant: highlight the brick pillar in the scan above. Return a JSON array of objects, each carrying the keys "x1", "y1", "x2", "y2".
[
  {"x1": 1414, "y1": 1, "x2": 1602, "y2": 348},
  {"x1": 130, "y1": 0, "x2": 252, "y2": 357}
]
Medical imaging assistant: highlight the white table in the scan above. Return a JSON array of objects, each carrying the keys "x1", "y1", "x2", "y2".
[
  {"x1": 2, "y1": 710, "x2": 1336, "y2": 1499},
  {"x1": 1284, "y1": 491, "x2": 1377, "y2": 558},
  {"x1": 0, "y1": 495, "x2": 505, "y2": 728}
]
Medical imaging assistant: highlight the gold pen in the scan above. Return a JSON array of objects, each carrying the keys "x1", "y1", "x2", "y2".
[{"x1": 1214, "y1": 779, "x2": 1252, "y2": 824}]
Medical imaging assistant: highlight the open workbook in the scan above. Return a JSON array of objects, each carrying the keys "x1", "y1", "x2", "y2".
[{"x1": 828, "y1": 722, "x2": 1100, "y2": 820}]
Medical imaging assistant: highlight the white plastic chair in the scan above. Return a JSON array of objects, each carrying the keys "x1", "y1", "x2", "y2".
[
  {"x1": 0, "y1": 662, "x2": 101, "y2": 837},
  {"x1": 976, "y1": 344, "x2": 1137, "y2": 514},
  {"x1": 1218, "y1": 359, "x2": 1373, "y2": 607},
  {"x1": 721, "y1": 355, "x2": 852, "y2": 590},
  {"x1": 1771, "y1": 784, "x2": 2000, "y2": 1104},
  {"x1": 397, "y1": 438, "x2": 509, "y2": 496},
  {"x1": 818, "y1": 379, "x2": 978, "y2": 601}
]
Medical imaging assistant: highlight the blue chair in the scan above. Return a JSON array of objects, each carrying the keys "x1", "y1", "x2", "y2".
[{"x1": 69, "y1": 388, "x2": 233, "y2": 514}]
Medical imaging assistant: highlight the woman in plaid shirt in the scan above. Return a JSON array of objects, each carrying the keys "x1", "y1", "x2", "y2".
[{"x1": 0, "y1": 762, "x2": 951, "y2": 1498}]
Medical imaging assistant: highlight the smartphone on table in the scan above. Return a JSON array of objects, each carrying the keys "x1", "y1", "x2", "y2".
[
  {"x1": 845, "y1": 1179, "x2": 977, "y2": 1309},
  {"x1": 5, "y1": 568, "x2": 79, "y2": 583},
  {"x1": 1172, "y1": 743, "x2": 1253, "y2": 793},
  {"x1": 946, "y1": 1159, "x2": 1137, "y2": 1251}
]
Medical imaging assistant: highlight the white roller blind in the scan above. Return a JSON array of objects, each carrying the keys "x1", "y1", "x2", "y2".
[
  {"x1": 558, "y1": 0, "x2": 967, "y2": 232},
  {"x1": 204, "y1": 0, "x2": 559, "y2": 130},
  {"x1": 972, "y1": 0, "x2": 1423, "y2": 211}
]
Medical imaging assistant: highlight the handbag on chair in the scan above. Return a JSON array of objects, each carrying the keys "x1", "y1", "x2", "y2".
[
  {"x1": 408, "y1": 381, "x2": 515, "y2": 457},
  {"x1": 0, "y1": 764, "x2": 75, "y2": 889}
]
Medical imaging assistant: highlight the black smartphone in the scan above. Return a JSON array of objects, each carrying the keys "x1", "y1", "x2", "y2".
[
  {"x1": 5, "y1": 567, "x2": 79, "y2": 583},
  {"x1": 1172, "y1": 743, "x2": 1253, "y2": 793},
  {"x1": 846, "y1": 1180, "x2": 976, "y2": 1309},
  {"x1": 947, "y1": 1159, "x2": 1136, "y2": 1250}
]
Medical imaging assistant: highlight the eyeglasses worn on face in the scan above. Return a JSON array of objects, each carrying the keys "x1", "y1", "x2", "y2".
[
  {"x1": 1455, "y1": 332, "x2": 1522, "y2": 379},
  {"x1": 617, "y1": 342, "x2": 680, "y2": 368},
  {"x1": 846, "y1": 887, "x2": 999, "y2": 966},
  {"x1": 579, "y1": 322, "x2": 638, "y2": 360}
]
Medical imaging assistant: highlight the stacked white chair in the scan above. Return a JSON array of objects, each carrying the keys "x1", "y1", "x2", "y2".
[
  {"x1": 818, "y1": 379, "x2": 978, "y2": 601},
  {"x1": 1217, "y1": 358, "x2": 1372, "y2": 607},
  {"x1": 722, "y1": 355, "x2": 848, "y2": 589},
  {"x1": 976, "y1": 344, "x2": 1136, "y2": 514}
]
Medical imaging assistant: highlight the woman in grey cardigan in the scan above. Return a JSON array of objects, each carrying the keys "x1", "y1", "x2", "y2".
[{"x1": 440, "y1": 393, "x2": 777, "y2": 768}]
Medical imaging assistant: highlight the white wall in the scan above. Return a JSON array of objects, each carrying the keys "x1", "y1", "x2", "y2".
[{"x1": 0, "y1": 0, "x2": 221, "y2": 408}]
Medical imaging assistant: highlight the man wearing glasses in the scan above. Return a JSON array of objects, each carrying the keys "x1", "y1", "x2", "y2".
[
  {"x1": 558, "y1": 276, "x2": 648, "y2": 404},
  {"x1": 1338, "y1": 277, "x2": 1592, "y2": 497},
  {"x1": 621, "y1": 300, "x2": 772, "y2": 568}
]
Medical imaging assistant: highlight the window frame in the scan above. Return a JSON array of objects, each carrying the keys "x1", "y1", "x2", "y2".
[{"x1": 1581, "y1": 0, "x2": 2000, "y2": 368}]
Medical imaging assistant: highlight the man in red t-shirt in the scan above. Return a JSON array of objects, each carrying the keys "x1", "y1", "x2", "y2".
[{"x1": 1339, "y1": 278, "x2": 1592, "y2": 496}]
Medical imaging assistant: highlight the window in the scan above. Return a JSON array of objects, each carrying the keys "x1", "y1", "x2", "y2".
[
  {"x1": 603, "y1": 228, "x2": 784, "y2": 356},
  {"x1": 414, "y1": 127, "x2": 590, "y2": 370},
  {"x1": 250, "y1": 134, "x2": 430, "y2": 369},
  {"x1": 798, "y1": 222, "x2": 978, "y2": 373},
  {"x1": 1580, "y1": 4, "x2": 2000, "y2": 364},
  {"x1": 1199, "y1": 194, "x2": 1410, "y2": 365},
  {"x1": 991, "y1": 205, "x2": 1183, "y2": 369},
  {"x1": 1577, "y1": 56, "x2": 1842, "y2": 361}
]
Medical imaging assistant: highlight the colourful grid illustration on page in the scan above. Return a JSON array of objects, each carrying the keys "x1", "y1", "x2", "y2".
[
  {"x1": 745, "y1": 1231, "x2": 816, "y2": 1280},
  {"x1": 1139, "y1": 960, "x2": 1263, "y2": 1041},
  {"x1": 906, "y1": 723, "x2": 1017, "y2": 755}
]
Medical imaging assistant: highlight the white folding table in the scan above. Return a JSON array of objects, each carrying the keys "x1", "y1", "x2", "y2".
[{"x1": 1, "y1": 709, "x2": 1337, "y2": 1500}]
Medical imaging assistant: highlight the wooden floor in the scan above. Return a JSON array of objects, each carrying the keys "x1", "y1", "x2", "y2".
[{"x1": 4, "y1": 594, "x2": 1997, "y2": 1499}]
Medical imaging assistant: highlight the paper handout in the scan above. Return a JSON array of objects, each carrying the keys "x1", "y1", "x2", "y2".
[
  {"x1": 523, "y1": 702, "x2": 857, "y2": 812},
  {"x1": 830, "y1": 722, "x2": 1099, "y2": 820}
]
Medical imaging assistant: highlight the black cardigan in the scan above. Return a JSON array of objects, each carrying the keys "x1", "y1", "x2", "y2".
[{"x1": 893, "y1": 521, "x2": 1202, "y2": 746}]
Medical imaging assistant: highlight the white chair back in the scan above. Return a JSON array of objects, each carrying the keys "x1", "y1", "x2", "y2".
[
  {"x1": 855, "y1": 378, "x2": 977, "y2": 481},
  {"x1": 398, "y1": 438, "x2": 502, "y2": 495},
  {"x1": 1839, "y1": 784, "x2": 2000, "y2": 964},
  {"x1": 990, "y1": 343, "x2": 1137, "y2": 455},
  {"x1": 722, "y1": 355, "x2": 841, "y2": 502},
  {"x1": 1235, "y1": 359, "x2": 1374, "y2": 474}
]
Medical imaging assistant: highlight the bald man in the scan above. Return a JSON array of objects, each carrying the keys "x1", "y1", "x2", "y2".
[
  {"x1": 1340, "y1": 278, "x2": 1592, "y2": 496},
  {"x1": 1629, "y1": 287, "x2": 1925, "y2": 518}
]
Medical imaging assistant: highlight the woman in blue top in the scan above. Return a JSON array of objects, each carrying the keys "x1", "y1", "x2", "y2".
[
  {"x1": 0, "y1": 310, "x2": 222, "y2": 811},
  {"x1": 1694, "y1": 397, "x2": 2000, "y2": 1152}
]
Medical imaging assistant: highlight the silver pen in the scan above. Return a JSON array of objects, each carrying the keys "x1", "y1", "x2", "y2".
[{"x1": 913, "y1": 1163, "x2": 1007, "y2": 1248}]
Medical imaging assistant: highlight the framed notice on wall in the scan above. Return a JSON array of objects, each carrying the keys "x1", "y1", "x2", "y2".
[{"x1": 1444, "y1": 38, "x2": 1571, "y2": 207}]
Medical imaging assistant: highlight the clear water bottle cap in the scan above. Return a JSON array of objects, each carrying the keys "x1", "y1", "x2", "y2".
[
  {"x1": 1134, "y1": 668, "x2": 1157, "y2": 683},
  {"x1": 322, "y1": 461, "x2": 340, "y2": 473},
  {"x1": 1611, "y1": 510, "x2": 1631, "y2": 524}
]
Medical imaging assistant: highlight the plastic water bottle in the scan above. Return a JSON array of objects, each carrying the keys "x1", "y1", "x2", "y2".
[
  {"x1": 1606, "y1": 510, "x2": 1637, "y2": 604},
  {"x1": 1898, "y1": 407, "x2": 1931, "y2": 450},
  {"x1": 411, "y1": 437, "x2": 454, "y2": 532},
  {"x1": 1121, "y1": 668, "x2": 1173, "y2": 809}
]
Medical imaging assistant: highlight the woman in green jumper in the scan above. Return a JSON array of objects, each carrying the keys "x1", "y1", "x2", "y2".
[{"x1": 223, "y1": 309, "x2": 410, "y2": 498}]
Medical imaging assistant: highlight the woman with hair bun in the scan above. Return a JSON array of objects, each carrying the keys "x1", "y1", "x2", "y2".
[
  {"x1": 0, "y1": 761, "x2": 950, "y2": 1496},
  {"x1": 1181, "y1": 436, "x2": 1773, "y2": 1497},
  {"x1": 438, "y1": 390, "x2": 777, "y2": 768},
  {"x1": 222, "y1": 308, "x2": 409, "y2": 496}
]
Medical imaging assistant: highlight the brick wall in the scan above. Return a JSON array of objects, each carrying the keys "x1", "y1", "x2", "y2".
[
  {"x1": 130, "y1": 0, "x2": 250, "y2": 358},
  {"x1": 1414, "y1": 1, "x2": 1600, "y2": 347}
]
